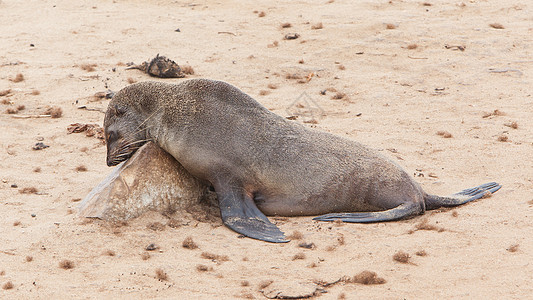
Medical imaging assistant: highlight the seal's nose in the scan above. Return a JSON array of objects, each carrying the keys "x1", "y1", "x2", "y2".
[
  {"x1": 106, "y1": 157, "x2": 113, "y2": 167},
  {"x1": 106, "y1": 154, "x2": 116, "y2": 167}
]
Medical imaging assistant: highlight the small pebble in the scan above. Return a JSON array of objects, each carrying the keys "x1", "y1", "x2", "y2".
[
  {"x1": 284, "y1": 33, "x2": 300, "y2": 40},
  {"x1": 32, "y1": 142, "x2": 49, "y2": 150},
  {"x1": 146, "y1": 243, "x2": 159, "y2": 251}
]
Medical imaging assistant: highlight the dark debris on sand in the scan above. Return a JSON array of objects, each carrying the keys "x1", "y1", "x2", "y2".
[{"x1": 127, "y1": 54, "x2": 186, "y2": 78}]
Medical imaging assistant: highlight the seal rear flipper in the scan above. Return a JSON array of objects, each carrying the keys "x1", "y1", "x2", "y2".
[
  {"x1": 425, "y1": 182, "x2": 501, "y2": 210},
  {"x1": 217, "y1": 189, "x2": 289, "y2": 243},
  {"x1": 223, "y1": 216, "x2": 289, "y2": 243},
  {"x1": 312, "y1": 202, "x2": 420, "y2": 223}
]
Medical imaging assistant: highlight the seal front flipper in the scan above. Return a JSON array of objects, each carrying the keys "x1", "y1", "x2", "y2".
[
  {"x1": 216, "y1": 188, "x2": 289, "y2": 243},
  {"x1": 313, "y1": 202, "x2": 421, "y2": 223}
]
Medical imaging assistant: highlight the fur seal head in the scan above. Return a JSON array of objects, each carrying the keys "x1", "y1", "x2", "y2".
[{"x1": 104, "y1": 91, "x2": 151, "y2": 166}]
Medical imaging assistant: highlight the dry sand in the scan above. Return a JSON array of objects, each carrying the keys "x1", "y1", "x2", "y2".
[{"x1": 1, "y1": 0, "x2": 532, "y2": 298}]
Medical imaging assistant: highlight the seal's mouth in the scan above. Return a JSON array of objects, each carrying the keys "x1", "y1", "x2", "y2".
[
  {"x1": 106, "y1": 140, "x2": 147, "y2": 166},
  {"x1": 106, "y1": 152, "x2": 134, "y2": 166}
]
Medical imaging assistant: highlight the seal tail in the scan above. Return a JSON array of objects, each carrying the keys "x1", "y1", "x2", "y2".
[{"x1": 424, "y1": 182, "x2": 502, "y2": 210}]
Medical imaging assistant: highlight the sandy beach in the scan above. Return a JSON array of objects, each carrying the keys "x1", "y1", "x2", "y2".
[{"x1": 1, "y1": 0, "x2": 532, "y2": 298}]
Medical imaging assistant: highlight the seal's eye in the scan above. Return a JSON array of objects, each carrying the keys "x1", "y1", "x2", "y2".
[
  {"x1": 112, "y1": 105, "x2": 126, "y2": 116},
  {"x1": 107, "y1": 130, "x2": 118, "y2": 143}
]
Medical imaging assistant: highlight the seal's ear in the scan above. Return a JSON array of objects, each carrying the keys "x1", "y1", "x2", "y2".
[{"x1": 111, "y1": 105, "x2": 126, "y2": 116}]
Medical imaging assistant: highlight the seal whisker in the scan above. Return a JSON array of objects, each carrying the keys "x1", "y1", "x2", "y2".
[
  {"x1": 109, "y1": 145, "x2": 131, "y2": 157},
  {"x1": 134, "y1": 106, "x2": 163, "y2": 132},
  {"x1": 113, "y1": 148, "x2": 134, "y2": 159},
  {"x1": 115, "y1": 152, "x2": 133, "y2": 158},
  {"x1": 121, "y1": 138, "x2": 151, "y2": 149},
  {"x1": 123, "y1": 125, "x2": 154, "y2": 140}
]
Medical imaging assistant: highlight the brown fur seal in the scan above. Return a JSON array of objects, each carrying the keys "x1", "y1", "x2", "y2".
[{"x1": 104, "y1": 79, "x2": 501, "y2": 243}]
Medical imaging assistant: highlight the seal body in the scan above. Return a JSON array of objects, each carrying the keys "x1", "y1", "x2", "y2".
[{"x1": 104, "y1": 79, "x2": 501, "y2": 242}]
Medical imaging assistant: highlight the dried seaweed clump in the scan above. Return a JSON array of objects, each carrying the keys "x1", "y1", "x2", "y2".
[
  {"x1": 482, "y1": 109, "x2": 505, "y2": 118},
  {"x1": 196, "y1": 264, "x2": 212, "y2": 272},
  {"x1": 347, "y1": 271, "x2": 386, "y2": 285},
  {"x1": 2, "y1": 281, "x2": 14, "y2": 290},
  {"x1": 0, "y1": 89, "x2": 12, "y2": 97},
  {"x1": 287, "y1": 230, "x2": 303, "y2": 240},
  {"x1": 409, "y1": 218, "x2": 445, "y2": 233},
  {"x1": 285, "y1": 73, "x2": 302, "y2": 80},
  {"x1": 504, "y1": 121, "x2": 518, "y2": 129},
  {"x1": 182, "y1": 236, "x2": 198, "y2": 249},
  {"x1": 75, "y1": 165, "x2": 88, "y2": 172},
  {"x1": 146, "y1": 222, "x2": 165, "y2": 231},
  {"x1": 331, "y1": 92, "x2": 347, "y2": 100},
  {"x1": 489, "y1": 23, "x2": 504, "y2": 29},
  {"x1": 201, "y1": 252, "x2": 229, "y2": 263},
  {"x1": 155, "y1": 268, "x2": 168, "y2": 281},
  {"x1": 292, "y1": 252, "x2": 306, "y2": 260},
  {"x1": 507, "y1": 244, "x2": 519, "y2": 253},
  {"x1": 19, "y1": 187, "x2": 38, "y2": 194},
  {"x1": 436, "y1": 130, "x2": 453, "y2": 138},
  {"x1": 181, "y1": 65, "x2": 195, "y2": 75},
  {"x1": 11, "y1": 73, "x2": 24, "y2": 82},
  {"x1": 45, "y1": 106, "x2": 62, "y2": 118},
  {"x1": 5, "y1": 108, "x2": 18, "y2": 114},
  {"x1": 166, "y1": 218, "x2": 182, "y2": 228},
  {"x1": 393, "y1": 251, "x2": 411, "y2": 264},
  {"x1": 67, "y1": 123, "x2": 104, "y2": 140},
  {"x1": 80, "y1": 63, "x2": 97, "y2": 72},
  {"x1": 497, "y1": 135, "x2": 508, "y2": 142},
  {"x1": 59, "y1": 259, "x2": 75, "y2": 269}
]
